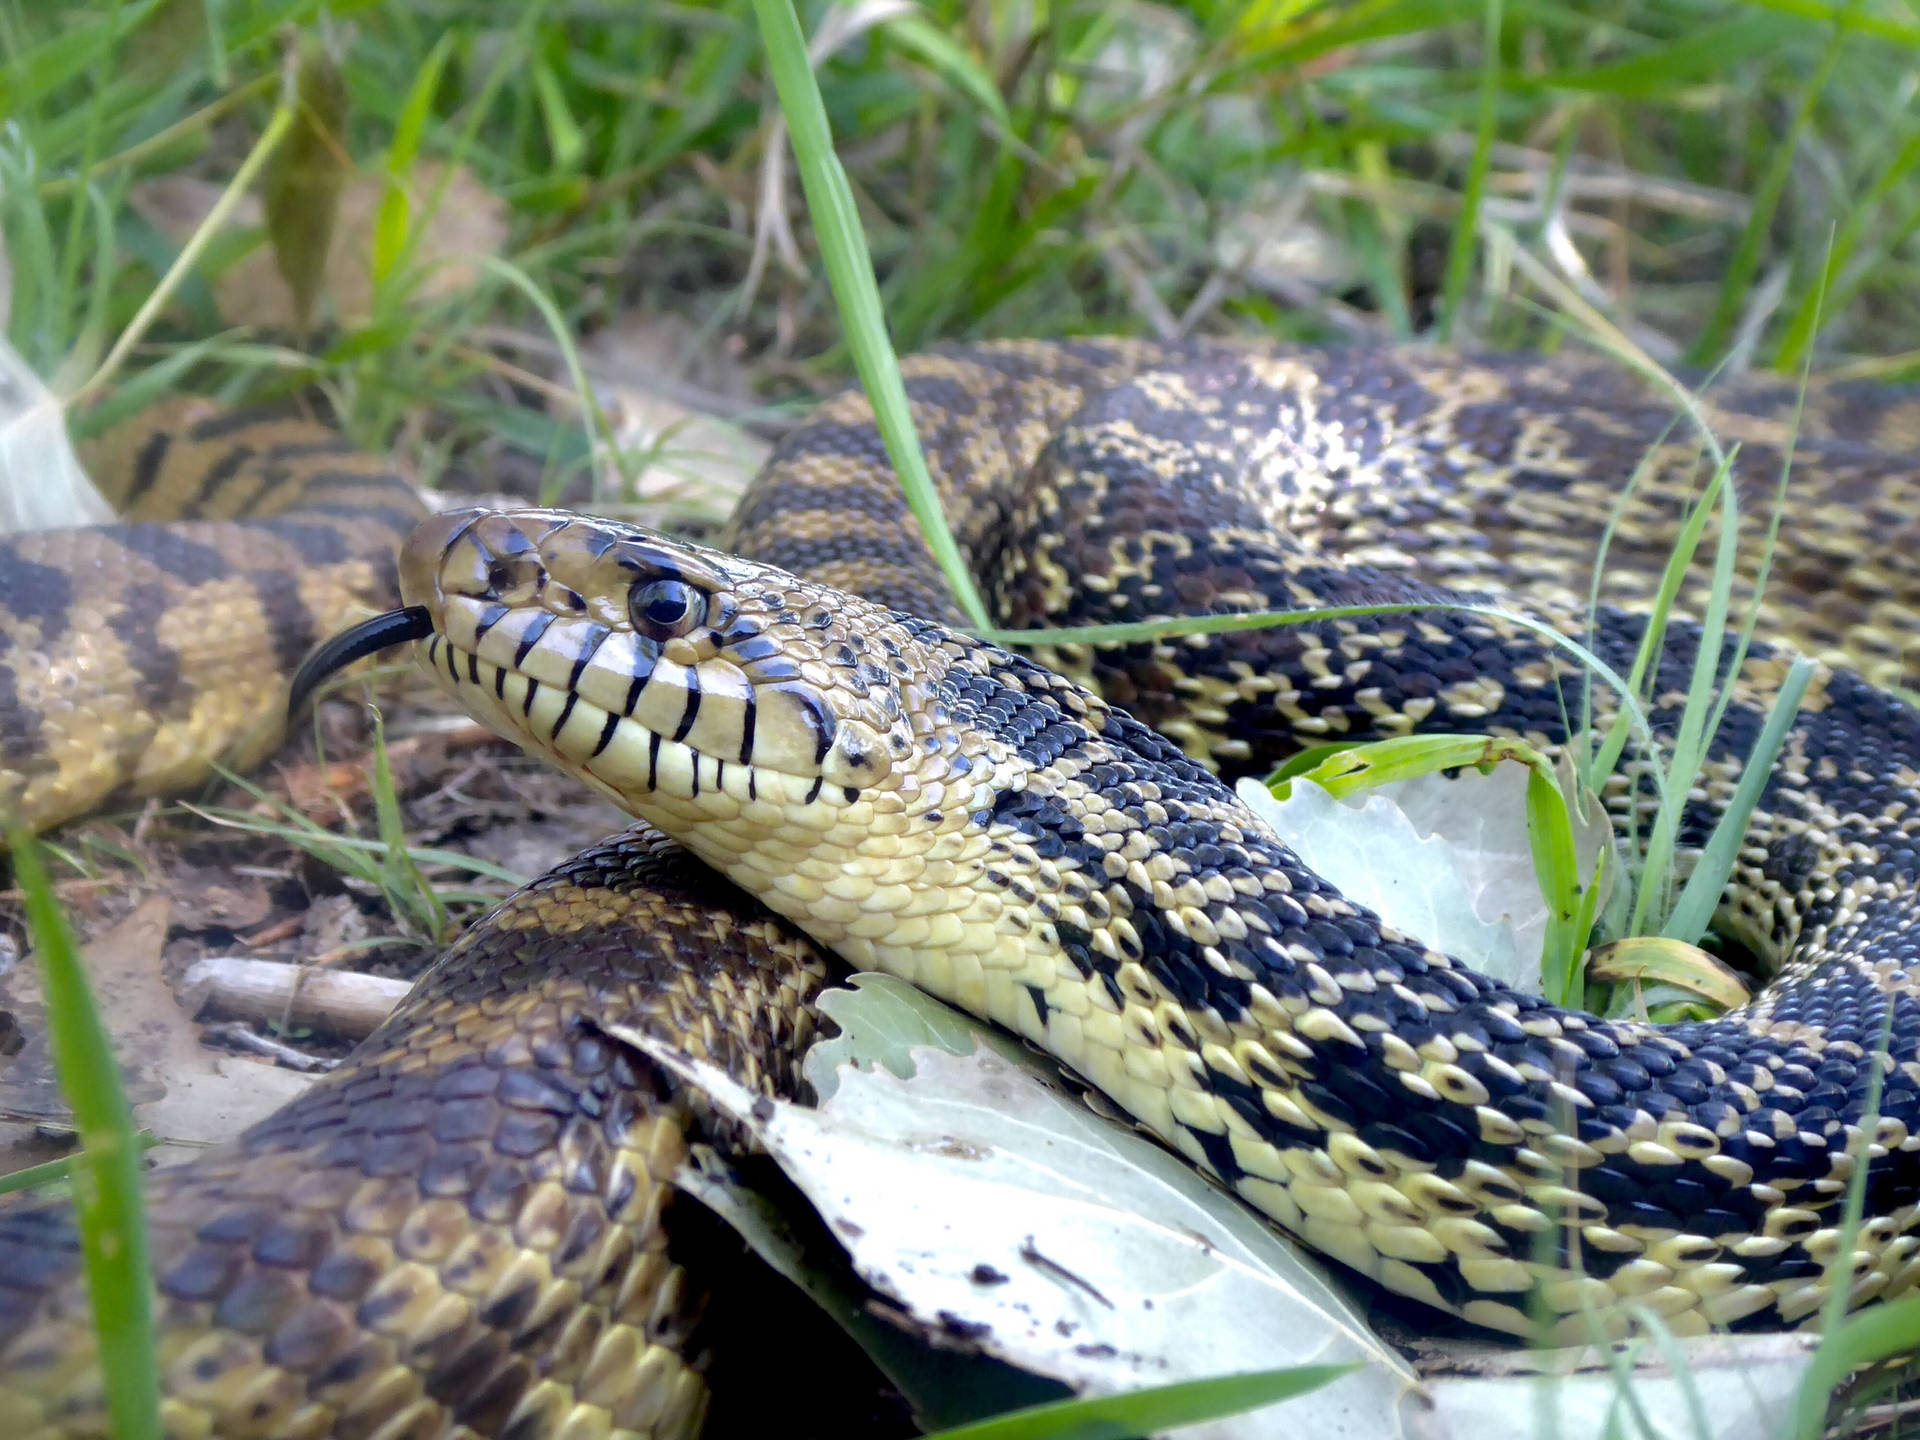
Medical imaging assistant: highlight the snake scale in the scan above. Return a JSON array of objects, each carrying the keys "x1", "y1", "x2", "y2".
[{"x1": 7, "y1": 339, "x2": 1920, "y2": 1436}]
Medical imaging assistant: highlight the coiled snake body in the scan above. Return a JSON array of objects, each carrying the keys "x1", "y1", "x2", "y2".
[{"x1": 7, "y1": 340, "x2": 1920, "y2": 1436}]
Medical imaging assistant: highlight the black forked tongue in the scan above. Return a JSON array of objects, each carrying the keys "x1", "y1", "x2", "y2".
[{"x1": 287, "y1": 606, "x2": 436, "y2": 720}]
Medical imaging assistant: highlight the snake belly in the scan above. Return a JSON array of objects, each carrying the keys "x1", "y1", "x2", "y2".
[{"x1": 6, "y1": 342, "x2": 1920, "y2": 1435}]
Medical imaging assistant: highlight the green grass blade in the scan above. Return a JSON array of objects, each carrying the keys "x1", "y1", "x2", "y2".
[
  {"x1": 1433, "y1": 0, "x2": 1501, "y2": 340},
  {"x1": 750, "y1": 0, "x2": 992, "y2": 630},
  {"x1": 1574, "y1": 430, "x2": 1681, "y2": 781},
  {"x1": 991, "y1": 598, "x2": 1665, "y2": 792},
  {"x1": 1738, "y1": 0, "x2": 1920, "y2": 46},
  {"x1": 0, "y1": 136, "x2": 69, "y2": 374},
  {"x1": 1537, "y1": 14, "x2": 1789, "y2": 96},
  {"x1": 1776, "y1": 128, "x2": 1920, "y2": 369},
  {"x1": 882, "y1": 11, "x2": 1011, "y2": 133},
  {"x1": 367, "y1": 706, "x2": 448, "y2": 942},
  {"x1": 1796, "y1": 1295, "x2": 1920, "y2": 1439},
  {"x1": 467, "y1": 253, "x2": 614, "y2": 503},
  {"x1": 1685, "y1": 27, "x2": 1844, "y2": 366},
  {"x1": 0, "y1": 1134, "x2": 162, "y2": 1198},
  {"x1": 918, "y1": 1364, "x2": 1355, "y2": 1440},
  {"x1": 10, "y1": 833, "x2": 160, "y2": 1440},
  {"x1": 1523, "y1": 762, "x2": 1588, "y2": 1008},
  {"x1": 68, "y1": 93, "x2": 296, "y2": 409},
  {"x1": 531, "y1": 57, "x2": 586, "y2": 173},
  {"x1": 1662, "y1": 661, "x2": 1815, "y2": 943},
  {"x1": 1586, "y1": 448, "x2": 1730, "y2": 797},
  {"x1": 1626, "y1": 442, "x2": 1746, "y2": 938}
]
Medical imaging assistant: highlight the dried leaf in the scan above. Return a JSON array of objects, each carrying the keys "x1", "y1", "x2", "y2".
[
  {"x1": 131, "y1": 160, "x2": 506, "y2": 330},
  {"x1": 0, "y1": 896, "x2": 312, "y2": 1153},
  {"x1": 262, "y1": 35, "x2": 349, "y2": 331}
]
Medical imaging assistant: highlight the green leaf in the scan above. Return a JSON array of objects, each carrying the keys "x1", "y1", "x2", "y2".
[
  {"x1": 531, "y1": 58, "x2": 586, "y2": 173},
  {"x1": 805, "y1": 973, "x2": 989, "y2": 1100},
  {"x1": 1265, "y1": 731, "x2": 1614, "y2": 1000},
  {"x1": 373, "y1": 31, "x2": 455, "y2": 288}
]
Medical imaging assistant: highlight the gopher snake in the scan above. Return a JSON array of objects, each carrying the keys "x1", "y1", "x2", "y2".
[{"x1": 6, "y1": 340, "x2": 1920, "y2": 1436}]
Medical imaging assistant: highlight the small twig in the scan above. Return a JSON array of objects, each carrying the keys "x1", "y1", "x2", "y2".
[
  {"x1": 199, "y1": 1022, "x2": 339, "y2": 1073},
  {"x1": 183, "y1": 956, "x2": 410, "y2": 1039}
]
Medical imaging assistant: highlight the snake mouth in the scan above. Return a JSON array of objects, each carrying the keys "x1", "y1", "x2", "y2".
[
  {"x1": 387, "y1": 507, "x2": 906, "y2": 816},
  {"x1": 287, "y1": 605, "x2": 436, "y2": 719}
]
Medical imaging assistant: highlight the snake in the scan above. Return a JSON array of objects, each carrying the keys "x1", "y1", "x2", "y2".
[{"x1": 7, "y1": 338, "x2": 1920, "y2": 1437}]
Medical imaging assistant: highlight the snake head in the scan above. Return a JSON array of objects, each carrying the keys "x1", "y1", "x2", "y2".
[
  {"x1": 381, "y1": 507, "x2": 958, "y2": 824},
  {"x1": 294, "y1": 504, "x2": 1023, "y2": 960}
]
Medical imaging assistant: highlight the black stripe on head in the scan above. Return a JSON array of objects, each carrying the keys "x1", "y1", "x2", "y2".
[
  {"x1": 513, "y1": 613, "x2": 555, "y2": 669},
  {"x1": 738, "y1": 689, "x2": 756, "y2": 764},
  {"x1": 590, "y1": 710, "x2": 621, "y2": 758},
  {"x1": 566, "y1": 624, "x2": 611, "y2": 690},
  {"x1": 623, "y1": 655, "x2": 655, "y2": 716},
  {"x1": 472, "y1": 603, "x2": 510, "y2": 644},
  {"x1": 578, "y1": 527, "x2": 623, "y2": 560},
  {"x1": 672, "y1": 667, "x2": 702, "y2": 743}
]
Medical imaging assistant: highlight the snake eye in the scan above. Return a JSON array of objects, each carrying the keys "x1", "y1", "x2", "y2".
[{"x1": 632, "y1": 578, "x2": 702, "y2": 640}]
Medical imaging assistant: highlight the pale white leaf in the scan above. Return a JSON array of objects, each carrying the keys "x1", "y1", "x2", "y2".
[
  {"x1": 0, "y1": 335, "x2": 111, "y2": 533},
  {"x1": 805, "y1": 971, "x2": 1008, "y2": 1099},
  {"x1": 1238, "y1": 764, "x2": 1608, "y2": 994},
  {"x1": 617, "y1": 1016, "x2": 1424, "y2": 1440}
]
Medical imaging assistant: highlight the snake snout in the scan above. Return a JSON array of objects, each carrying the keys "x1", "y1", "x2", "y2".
[{"x1": 394, "y1": 508, "x2": 922, "y2": 828}]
